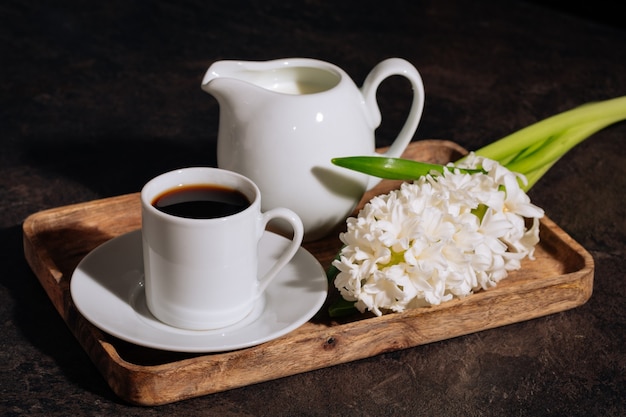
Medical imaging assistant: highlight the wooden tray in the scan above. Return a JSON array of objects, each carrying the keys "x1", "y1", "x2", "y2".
[{"x1": 22, "y1": 140, "x2": 594, "y2": 406}]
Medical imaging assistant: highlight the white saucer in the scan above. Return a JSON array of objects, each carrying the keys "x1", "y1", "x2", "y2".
[{"x1": 70, "y1": 230, "x2": 328, "y2": 353}]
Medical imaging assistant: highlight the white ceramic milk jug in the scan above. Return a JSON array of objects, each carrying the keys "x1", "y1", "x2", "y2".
[{"x1": 202, "y1": 58, "x2": 424, "y2": 241}]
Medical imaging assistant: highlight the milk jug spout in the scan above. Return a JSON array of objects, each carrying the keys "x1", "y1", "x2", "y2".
[{"x1": 201, "y1": 61, "x2": 271, "y2": 115}]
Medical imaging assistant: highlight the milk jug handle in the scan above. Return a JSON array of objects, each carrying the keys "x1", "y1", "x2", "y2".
[{"x1": 360, "y1": 58, "x2": 425, "y2": 190}]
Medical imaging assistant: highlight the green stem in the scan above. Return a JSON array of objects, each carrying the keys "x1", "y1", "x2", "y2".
[
  {"x1": 468, "y1": 96, "x2": 626, "y2": 162},
  {"x1": 506, "y1": 116, "x2": 618, "y2": 180},
  {"x1": 506, "y1": 133, "x2": 558, "y2": 165}
]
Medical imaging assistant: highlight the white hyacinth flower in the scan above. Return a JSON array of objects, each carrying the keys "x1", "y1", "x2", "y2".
[{"x1": 332, "y1": 154, "x2": 544, "y2": 316}]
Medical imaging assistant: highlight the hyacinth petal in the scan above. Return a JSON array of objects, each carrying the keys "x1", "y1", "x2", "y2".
[{"x1": 332, "y1": 156, "x2": 544, "y2": 316}]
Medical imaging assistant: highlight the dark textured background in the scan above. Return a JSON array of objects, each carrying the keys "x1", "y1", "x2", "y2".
[{"x1": 1, "y1": 1, "x2": 625, "y2": 415}]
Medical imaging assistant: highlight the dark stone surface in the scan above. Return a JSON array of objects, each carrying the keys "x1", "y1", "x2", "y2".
[{"x1": 1, "y1": 0, "x2": 624, "y2": 415}]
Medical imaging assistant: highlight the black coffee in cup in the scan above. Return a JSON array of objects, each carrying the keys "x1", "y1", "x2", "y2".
[{"x1": 152, "y1": 184, "x2": 251, "y2": 219}]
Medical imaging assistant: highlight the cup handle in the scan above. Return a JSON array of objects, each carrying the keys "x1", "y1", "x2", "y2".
[
  {"x1": 255, "y1": 208, "x2": 304, "y2": 295},
  {"x1": 360, "y1": 58, "x2": 425, "y2": 189}
]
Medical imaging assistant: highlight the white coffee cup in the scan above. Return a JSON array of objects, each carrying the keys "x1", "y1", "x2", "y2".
[{"x1": 141, "y1": 167, "x2": 304, "y2": 330}]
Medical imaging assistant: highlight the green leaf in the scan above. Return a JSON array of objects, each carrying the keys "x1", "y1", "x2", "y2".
[
  {"x1": 331, "y1": 156, "x2": 480, "y2": 180},
  {"x1": 328, "y1": 298, "x2": 358, "y2": 317}
]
